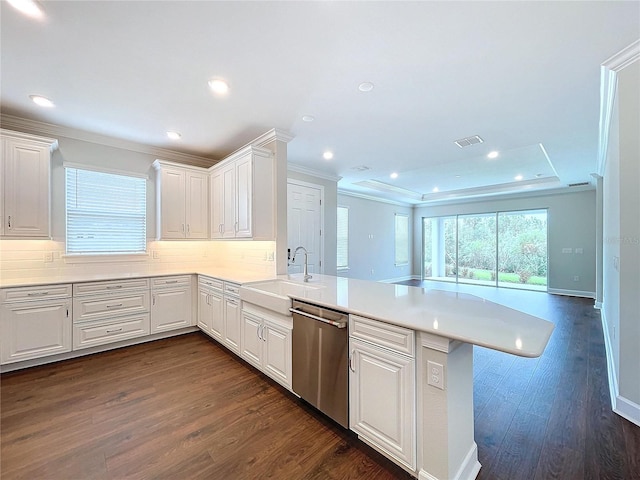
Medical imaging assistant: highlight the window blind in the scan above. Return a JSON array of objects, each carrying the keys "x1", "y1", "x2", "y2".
[
  {"x1": 337, "y1": 206, "x2": 349, "y2": 269},
  {"x1": 395, "y1": 213, "x2": 409, "y2": 266},
  {"x1": 66, "y1": 167, "x2": 147, "y2": 254}
]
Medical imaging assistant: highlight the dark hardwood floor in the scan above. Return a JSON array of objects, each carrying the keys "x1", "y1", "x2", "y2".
[{"x1": 2, "y1": 282, "x2": 639, "y2": 479}]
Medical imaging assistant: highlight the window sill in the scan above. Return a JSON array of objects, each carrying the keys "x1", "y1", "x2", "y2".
[{"x1": 62, "y1": 253, "x2": 149, "y2": 264}]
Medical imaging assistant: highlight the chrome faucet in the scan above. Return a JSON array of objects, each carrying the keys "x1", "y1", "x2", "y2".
[{"x1": 291, "y1": 246, "x2": 312, "y2": 282}]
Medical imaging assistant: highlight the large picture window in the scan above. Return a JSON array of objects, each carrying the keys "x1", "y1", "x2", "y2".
[
  {"x1": 65, "y1": 167, "x2": 147, "y2": 254},
  {"x1": 422, "y1": 209, "x2": 547, "y2": 290}
]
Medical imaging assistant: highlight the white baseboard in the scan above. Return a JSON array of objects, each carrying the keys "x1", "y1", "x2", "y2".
[
  {"x1": 600, "y1": 306, "x2": 640, "y2": 427},
  {"x1": 548, "y1": 288, "x2": 596, "y2": 298},
  {"x1": 418, "y1": 443, "x2": 481, "y2": 480},
  {"x1": 380, "y1": 275, "x2": 416, "y2": 284},
  {"x1": 615, "y1": 396, "x2": 640, "y2": 427}
]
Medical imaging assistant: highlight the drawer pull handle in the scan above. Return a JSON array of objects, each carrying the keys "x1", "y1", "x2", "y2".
[
  {"x1": 27, "y1": 292, "x2": 49, "y2": 296},
  {"x1": 106, "y1": 285, "x2": 123, "y2": 290},
  {"x1": 106, "y1": 328, "x2": 123, "y2": 333},
  {"x1": 106, "y1": 304, "x2": 123, "y2": 309},
  {"x1": 166, "y1": 280, "x2": 178, "y2": 284}
]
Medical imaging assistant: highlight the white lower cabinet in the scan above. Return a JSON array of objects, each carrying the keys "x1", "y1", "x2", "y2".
[
  {"x1": 198, "y1": 277, "x2": 224, "y2": 340},
  {"x1": 241, "y1": 306, "x2": 292, "y2": 390},
  {"x1": 74, "y1": 314, "x2": 150, "y2": 350},
  {"x1": 349, "y1": 317, "x2": 416, "y2": 471},
  {"x1": 73, "y1": 278, "x2": 151, "y2": 350},
  {"x1": 151, "y1": 277, "x2": 193, "y2": 333},
  {"x1": 1, "y1": 296, "x2": 72, "y2": 364},
  {"x1": 223, "y1": 294, "x2": 241, "y2": 354}
]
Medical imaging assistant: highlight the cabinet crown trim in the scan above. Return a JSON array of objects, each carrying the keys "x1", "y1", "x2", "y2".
[{"x1": 1, "y1": 129, "x2": 58, "y2": 151}]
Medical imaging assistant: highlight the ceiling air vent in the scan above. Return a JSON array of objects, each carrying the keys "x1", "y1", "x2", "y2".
[
  {"x1": 351, "y1": 165, "x2": 372, "y2": 172},
  {"x1": 568, "y1": 182, "x2": 590, "y2": 187},
  {"x1": 454, "y1": 135, "x2": 484, "y2": 148}
]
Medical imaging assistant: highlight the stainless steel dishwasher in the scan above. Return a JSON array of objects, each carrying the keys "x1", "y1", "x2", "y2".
[{"x1": 290, "y1": 299, "x2": 349, "y2": 428}]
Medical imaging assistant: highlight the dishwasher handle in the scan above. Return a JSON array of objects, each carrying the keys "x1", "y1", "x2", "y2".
[{"x1": 290, "y1": 307, "x2": 347, "y2": 328}]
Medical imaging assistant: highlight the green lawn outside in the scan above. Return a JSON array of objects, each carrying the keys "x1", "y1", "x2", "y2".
[{"x1": 440, "y1": 268, "x2": 547, "y2": 286}]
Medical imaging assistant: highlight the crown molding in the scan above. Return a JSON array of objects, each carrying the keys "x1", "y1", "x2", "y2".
[
  {"x1": 413, "y1": 183, "x2": 594, "y2": 208},
  {"x1": 288, "y1": 163, "x2": 342, "y2": 182},
  {"x1": 597, "y1": 39, "x2": 640, "y2": 176},
  {"x1": 338, "y1": 189, "x2": 413, "y2": 207},
  {"x1": 251, "y1": 128, "x2": 294, "y2": 147},
  {"x1": 0, "y1": 114, "x2": 217, "y2": 168}
]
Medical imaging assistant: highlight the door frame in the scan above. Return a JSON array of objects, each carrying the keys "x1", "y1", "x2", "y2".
[{"x1": 287, "y1": 178, "x2": 325, "y2": 274}]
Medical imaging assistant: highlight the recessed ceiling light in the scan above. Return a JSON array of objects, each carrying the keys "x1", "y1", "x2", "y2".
[
  {"x1": 29, "y1": 95, "x2": 54, "y2": 108},
  {"x1": 7, "y1": 0, "x2": 44, "y2": 19},
  {"x1": 302, "y1": 115, "x2": 315, "y2": 122},
  {"x1": 323, "y1": 151, "x2": 334, "y2": 160},
  {"x1": 358, "y1": 82, "x2": 375, "y2": 92},
  {"x1": 390, "y1": 172, "x2": 398, "y2": 179},
  {"x1": 487, "y1": 151, "x2": 499, "y2": 159},
  {"x1": 208, "y1": 78, "x2": 229, "y2": 95},
  {"x1": 455, "y1": 175, "x2": 461, "y2": 178},
  {"x1": 432, "y1": 187, "x2": 439, "y2": 193},
  {"x1": 166, "y1": 131, "x2": 182, "y2": 140},
  {"x1": 515, "y1": 175, "x2": 523, "y2": 181}
]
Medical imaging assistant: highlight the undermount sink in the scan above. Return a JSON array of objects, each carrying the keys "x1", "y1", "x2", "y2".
[{"x1": 239, "y1": 279, "x2": 325, "y2": 315}]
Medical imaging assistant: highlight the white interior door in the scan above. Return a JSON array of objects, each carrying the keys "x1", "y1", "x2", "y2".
[{"x1": 287, "y1": 181, "x2": 323, "y2": 275}]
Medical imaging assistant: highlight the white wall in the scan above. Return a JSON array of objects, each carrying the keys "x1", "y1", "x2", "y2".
[
  {"x1": 603, "y1": 59, "x2": 640, "y2": 417},
  {"x1": 337, "y1": 193, "x2": 413, "y2": 282},
  {"x1": 412, "y1": 189, "x2": 597, "y2": 295},
  {"x1": 287, "y1": 170, "x2": 338, "y2": 276},
  {"x1": 0, "y1": 131, "x2": 277, "y2": 280}
]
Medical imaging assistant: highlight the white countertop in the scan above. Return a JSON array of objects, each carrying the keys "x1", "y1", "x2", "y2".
[
  {"x1": 1, "y1": 269, "x2": 554, "y2": 358},
  {"x1": 0, "y1": 268, "x2": 276, "y2": 289},
  {"x1": 263, "y1": 273, "x2": 554, "y2": 358}
]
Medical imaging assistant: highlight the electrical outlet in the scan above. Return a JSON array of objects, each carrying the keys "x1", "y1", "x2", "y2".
[
  {"x1": 614, "y1": 256, "x2": 620, "y2": 271},
  {"x1": 268, "y1": 251, "x2": 274, "y2": 261},
  {"x1": 153, "y1": 251, "x2": 160, "y2": 259},
  {"x1": 573, "y1": 275, "x2": 579, "y2": 282},
  {"x1": 44, "y1": 252, "x2": 53, "y2": 263},
  {"x1": 562, "y1": 248, "x2": 572, "y2": 254},
  {"x1": 575, "y1": 248, "x2": 583, "y2": 254},
  {"x1": 427, "y1": 361, "x2": 445, "y2": 390}
]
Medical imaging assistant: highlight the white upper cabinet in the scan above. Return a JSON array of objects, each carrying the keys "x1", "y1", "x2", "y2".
[
  {"x1": 209, "y1": 145, "x2": 274, "y2": 240},
  {"x1": 0, "y1": 130, "x2": 57, "y2": 238},
  {"x1": 153, "y1": 160, "x2": 208, "y2": 240}
]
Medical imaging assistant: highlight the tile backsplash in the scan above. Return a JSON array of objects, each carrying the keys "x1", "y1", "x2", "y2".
[{"x1": 0, "y1": 239, "x2": 277, "y2": 280}]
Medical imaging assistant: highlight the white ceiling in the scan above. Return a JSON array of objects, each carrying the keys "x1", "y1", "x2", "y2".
[{"x1": 1, "y1": 1, "x2": 639, "y2": 204}]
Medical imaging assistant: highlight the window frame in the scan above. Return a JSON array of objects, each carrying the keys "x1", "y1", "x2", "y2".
[
  {"x1": 64, "y1": 164, "x2": 148, "y2": 258},
  {"x1": 394, "y1": 212, "x2": 409, "y2": 267},
  {"x1": 337, "y1": 205, "x2": 349, "y2": 270}
]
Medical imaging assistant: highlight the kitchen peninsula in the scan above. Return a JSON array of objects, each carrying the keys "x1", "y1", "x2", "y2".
[{"x1": 1, "y1": 271, "x2": 554, "y2": 480}]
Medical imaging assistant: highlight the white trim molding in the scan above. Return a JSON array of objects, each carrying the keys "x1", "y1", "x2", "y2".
[
  {"x1": 597, "y1": 39, "x2": 640, "y2": 176},
  {"x1": 288, "y1": 163, "x2": 342, "y2": 183},
  {"x1": 338, "y1": 189, "x2": 414, "y2": 207},
  {"x1": 600, "y1": 307, "x2": 640, "y2": 427},
  {"x1": 547, "y1": 288, "x2": 595, "y2": 299}
]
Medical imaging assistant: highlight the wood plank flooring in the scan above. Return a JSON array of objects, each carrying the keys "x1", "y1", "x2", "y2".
[{"x1": 2, "y1": 284, "x2": 639, "y2": 479}]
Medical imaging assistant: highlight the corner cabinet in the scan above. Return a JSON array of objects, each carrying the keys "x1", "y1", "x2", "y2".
[
  {"x1": 150, "y1": 275, "x2": 193, "y2": 333},
  {"x1": 0, "y1": 129, "x2": 58, "y2": 238},
  {"x1": 153, "y1": 160, "x2": 209, "y2": 240},
  {"x1": 209, "y1": 145, "x2": 275, "y2": 240}
]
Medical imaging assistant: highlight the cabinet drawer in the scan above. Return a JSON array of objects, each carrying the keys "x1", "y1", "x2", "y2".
[
  {"x1": 349, "y1": 314, "x2": 415, "y2": 357},
  {"x1": 73, "y1": 314, "x2": 150, "y2": 350},
  {"x1": 73, "y1": 292, "x2": 150, "y2": 323},
  {"x1": 224, "y1": 282, "x2": 240, "y2": 297},
  {"x1": 198, "y1": 276, "x2": 223, "y2": 291},
  {"x1": 73, "y1": 278, "x2": 150, "y2": 296},
  {"x1": 1, "y1": 284, "x2": 72, "y2": 303},
  {"x1": 151, "y1": 275, "x2": 192, "y2": 289}
]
